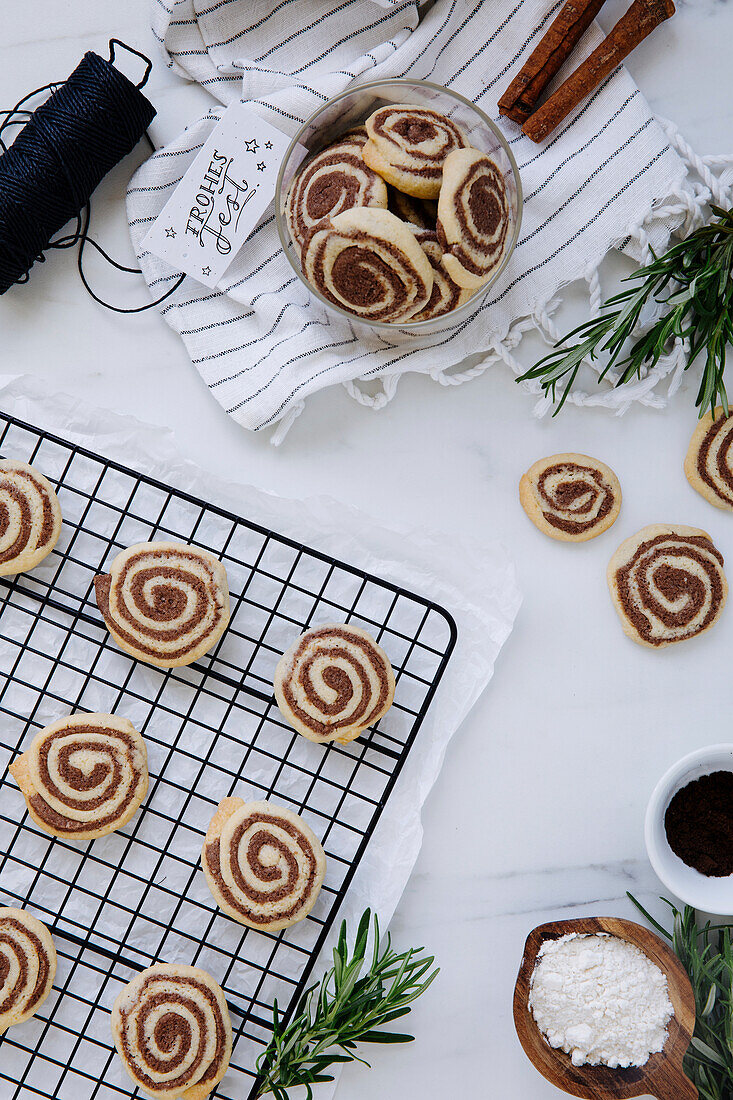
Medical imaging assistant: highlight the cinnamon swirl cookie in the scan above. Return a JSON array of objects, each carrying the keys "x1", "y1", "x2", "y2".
[
  {"x1": 685, "y1": 408, "x2": 733, "y2": 510},
  {"x1": 94, "y1": 542, "x2": 230, "y2": 668},
  {"x1": 274, "y1": 623, "x2": 395, "y2": 744},
  {"x1": 387, "y1": 187, "x2": 438, "y2": 230},
  {"x1": 608, "y1": 524, "x2": 728, "y2": 648},
  {"x1": 202, "y1": 798, "x2": 326, "y2": 931},
  {"x1": 112, "y1": 963, "x2": 232, "y2": 1100},
  {"x1": 412, "y1": 229, "x2": 472, "y2": 321},
  {"x1": 437, "y1": 147, "x2": 511, "y2": 289},
  {"x1": 301, "y1": 207, "x2": 433, "y2": 323},
  {"x1": 363, "y1": 104, "x2": 469, "y2": 199},
  {"x1": 0, "y1": 460, "x2": 62, "y2": 576},
  {"x1": 9, "y1": 713, "x2": 148, "y2": 840},
  {"x1": 0, "y1": 908, "x2": 56, "y2": 1034},
  {"x1": 285, "y1": 133, "x2": 388, "y2": 255},
  {"x1": 519, "y1": 453, "x2": 622, "y2": 542}
]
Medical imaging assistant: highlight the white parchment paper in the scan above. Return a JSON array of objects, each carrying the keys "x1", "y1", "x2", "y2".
[{"x1": 0, "y1": 373, "x2": 520, "y2": 1095}]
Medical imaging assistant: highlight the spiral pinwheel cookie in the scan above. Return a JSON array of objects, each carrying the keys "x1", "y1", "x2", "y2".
[
  {"x1": 412, "y1": 229, "x2": 472, "y2": 321},
  {"x1": 301, "y1": 207, "x2": 433, "y2": 323},
  {"x1": 519, "y1": 453, "x2": 622, "y2": 542},
  {"x1": 202, "y1": 798, "x2": 326, "y2": 931},
  {"x1": 0, "y1": 460, "x2": 62, "y2": 576},
  {"x1": 9, "y1": 713, "x2": 148, "y2": 840},
  {"x1": 685, "y1": 407, "x2": 733, "y2": 510},
  {"x1": 362, "y1": 104, "x2": 469, "y2": 199},
  {"x1": 608, "y1": 524, "x2": 728, "y2": 648},
  {"x1": 285, "y1": 133, "x2": 388, "y2": 255},
  {"x1": 387, "y1": 186, "x2": 438, "y2": 230},
  {"x1": 437, "y1": 147, "x2": 511, "y2": 289},
  {"x1": 112, "y1": 963, "x2": 232, "y2": 1100},
  {"x1": 94, "y1": 541, "x2": 230, "y2": 668},
  {"x1": 0, "y1": 908, "x2": 56, "y2": 1034},
  {"x1": 274, "y1": 623, "x2": 395, "y2": 744}
]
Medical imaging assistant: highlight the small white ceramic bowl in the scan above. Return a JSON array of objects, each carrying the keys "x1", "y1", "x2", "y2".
[{"x1": 646, "y1": 744, "x2": 733, "y2": 916}]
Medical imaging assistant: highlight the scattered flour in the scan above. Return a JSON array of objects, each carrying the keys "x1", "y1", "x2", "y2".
[{"x1": 528, "y1": 933, "x2": 674, "y2": 1068}]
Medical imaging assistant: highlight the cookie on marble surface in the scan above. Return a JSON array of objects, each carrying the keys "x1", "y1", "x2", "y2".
[
  {"x1": 94, "y1": 541, "x2": 230, "y2": 668},
  {"x1": 274, "y1": 622, "x2": 395, "y2": 744},
  {"x1": 519, "y1": 453, "x2": 622, "y2": 542},
  {"x1": 411, "y1": 228, "x2": 472, "y2": 320},
  {"x1": 0, "y1": 459, "x2": 62, "y2": 576},
  {"x1": 285, "y1": 132, "x2": 388, "y2": 255},
  {"x1": 0, "y1": 908, "x2": 56, "y2": 1034},
  {"x1": 363, "y1": 104, "x2": 469, "y2": 199},
  {"x1": 301, "y1": 207, "x2": 433, "y2": 323},
  {"x1": 202, "y1": 798, "x2": 326, "y2": 931},
  {"x1": 9, "y1": 712, "x2": 148, "y2": 840},
  {"x1": 111, "y1": 963, "x2": 232, "y2": 1100},
  {"x1": 608, "y1": 524, "x2": 727, "y2": 648},
  {"x1": 437, "y1": 147, "x2": 510, "y2": 289},
  {"x1": 684, "y1": 407, "x2": 733, "y2": 511}
]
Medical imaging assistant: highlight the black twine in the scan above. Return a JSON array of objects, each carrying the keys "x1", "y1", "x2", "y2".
[{"x1": 0, "y1": 41, "x2": 185, "y2": 311}]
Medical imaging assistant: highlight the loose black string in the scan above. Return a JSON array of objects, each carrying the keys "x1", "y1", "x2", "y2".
[{"x1": 0, "y1": 41, "x2": 185, "y2": 311}]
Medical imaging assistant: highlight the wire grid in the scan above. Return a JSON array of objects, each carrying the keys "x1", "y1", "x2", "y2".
[{"x1": 0, "y1": 413, "x2": 457, "y2": 1100}]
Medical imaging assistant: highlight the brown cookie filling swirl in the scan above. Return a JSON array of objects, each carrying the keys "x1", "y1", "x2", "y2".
[
  {"x1": 282, "y1": 628, "x2": 391, "y2": 739},
  {"x1": 0, "y1": 469, "x2": 56, "y2": 564},
  {"x1": 368, "y1": 106, "x2": 468, "y2": 181},
  {"x1": 697, "y1": 415, "x2": 733, "y2": 507},
  {"x1": 204, "y1": 811, "x2": 318, "y2": 925},
  {"x1": 615, "y1": 533, "x2": 725, "y2": 645},
  {"x1": 94, "y1": 546, "x2": 228, "y2": 663},
  {"x1": 0, "y1": 918, "x2": 49, "y2": 1021},
  {"x1": 115, "y1": 970, "x2": 229, "y2": 1095},
  {"x1": 29, "y1": 723, "x2": 144, "y2": 835},
  {"x1": 437, "y1": 155, "x2": 509, "y2": 280},
  {"x1": 536, "y1": 462, "x2": 615, "y2": 535}
]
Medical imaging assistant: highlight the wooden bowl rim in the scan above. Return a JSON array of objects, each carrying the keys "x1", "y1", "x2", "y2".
[{"x1": 513, "y1": 916, "x2": 696, "y2": 1100}]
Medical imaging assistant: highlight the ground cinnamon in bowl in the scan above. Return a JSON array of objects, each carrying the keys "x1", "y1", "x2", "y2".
[{"x1": 665, "y1": 771, "x2": 733, "y2": 877}]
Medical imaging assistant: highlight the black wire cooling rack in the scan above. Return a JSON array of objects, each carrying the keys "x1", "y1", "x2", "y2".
[{"x1": 0, "y1": 412, "x2": 457, "y2": 1100}]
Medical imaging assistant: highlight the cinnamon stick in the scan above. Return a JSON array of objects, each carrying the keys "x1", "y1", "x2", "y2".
[
  {"x1": 499, "y1": 0, "x2": 609, "y2": 125},
  {"x1": 522, "y1": 0, "x2": 676, "y2": 143}
]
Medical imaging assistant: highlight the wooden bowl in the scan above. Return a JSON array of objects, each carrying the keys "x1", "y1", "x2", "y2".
[{"x1": 513, "y1": 917, "x2": 697, "y2": 1100}]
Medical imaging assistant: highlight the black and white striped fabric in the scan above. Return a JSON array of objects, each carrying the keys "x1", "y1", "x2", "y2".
[{"x1": 129, "y1": 0, "x2": 691, "y2": 437}]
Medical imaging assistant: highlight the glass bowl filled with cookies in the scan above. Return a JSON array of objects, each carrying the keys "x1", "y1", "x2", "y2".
[{"x1": 275, "y1": 79, "x2": 522, "y2": 339}]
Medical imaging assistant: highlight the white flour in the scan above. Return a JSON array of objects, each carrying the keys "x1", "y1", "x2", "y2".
[{"x1": 528, "y1": 933, "x2": 674, "y2": 1068}]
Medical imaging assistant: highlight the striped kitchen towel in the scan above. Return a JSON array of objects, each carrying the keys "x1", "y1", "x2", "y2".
[{"x1": 127, "y1": 0, "x2": 714, "y2": 440}]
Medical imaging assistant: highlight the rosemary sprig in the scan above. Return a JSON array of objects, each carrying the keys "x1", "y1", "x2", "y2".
[
  {"x1": 628, "y1": 892, "x2": 733, "y2": 1100},
  {"x1": 255, "y1": 908, "x2": 438, "y2": 1099},
  {"x1": 518, "y1": 205, "x2": 733, "y2": 417}
]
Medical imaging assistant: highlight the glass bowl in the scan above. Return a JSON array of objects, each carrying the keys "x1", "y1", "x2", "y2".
[{"x1": 275, "y1": 78, "x2": 523, "y2": 343}]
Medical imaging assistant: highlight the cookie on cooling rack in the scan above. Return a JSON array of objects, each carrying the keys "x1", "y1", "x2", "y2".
[
  {"x1": 202, "y1": 798, "x2": 327, "y2": 931},
  {"x1": 608, "y1": 524, "x2": 728, "y2": 647},
  {"x1": 520, "y1": 453, "x2": 622, "y2": 542},
  {"x1": 112, "y1": 963, "x2": 232, "y2": 1100},
  {"x1": 94, "y1": 541, "x2": 230, "y2": 668},
  {"x1": 0, "y1": 459, "x2": 62, "y2": 576},
  {"x1": 0, "y1": 908, "x2": 56, "y2": 1034},
  {"x1": 274, "y1": 622, "x2": 395, "y2": 744},
  {"x1": 684, "y1": 407, "x2": 733, "y2": 511},
  {"x1": 9, "y1": 713, "x2": 148, "y2": 840}
]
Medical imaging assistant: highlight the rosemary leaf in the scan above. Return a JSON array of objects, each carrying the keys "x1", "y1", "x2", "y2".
[
  {"x1": 255, "y1": 909, "x2": 438, "y2": 1098},
  {"x1": 518, "y1": 206, "x2": 733, "y2": 417}
]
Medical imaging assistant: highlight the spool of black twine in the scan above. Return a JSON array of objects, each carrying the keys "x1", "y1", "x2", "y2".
[{"x1": 0, "y1": 41, "x2": 184, "y2": 310}]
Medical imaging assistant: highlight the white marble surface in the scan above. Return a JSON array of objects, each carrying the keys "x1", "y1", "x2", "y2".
[{"x1": 2, "y1": 1, "x2": 733, "y2": 1096}]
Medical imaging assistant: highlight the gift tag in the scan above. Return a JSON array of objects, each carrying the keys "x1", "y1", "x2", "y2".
[{"x1": 143, "y1": 102, "x2": 291, "y2": 289}]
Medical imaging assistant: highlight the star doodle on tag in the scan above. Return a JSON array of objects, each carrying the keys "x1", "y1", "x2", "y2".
[
  {"x1": 165, "y1": 227, "x2": 176, "y2": 238},
  {"x1": 257, "y1": 162, "x2": 266, "y2": 172},
  {"x1": 265, "y1": 141, "x2": 273, "y2": 149},
  {"x1": 244, "y1": 139, "x2": 259, "y2": 154},
  {"x1": 202, "y1": 266, "x2": 212, "y2": 277}
]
